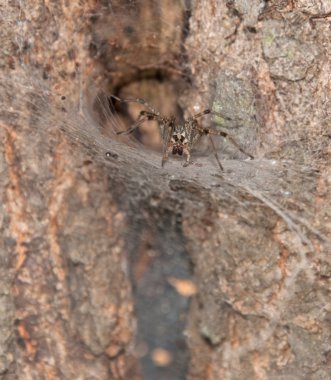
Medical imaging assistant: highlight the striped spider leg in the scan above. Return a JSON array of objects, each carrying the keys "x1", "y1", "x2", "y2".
[
  {"x1": 185, "y1": 109, "x2": 254, "y2": 170},
  {"x1": 113, "y1": 95, "x2": 253, "y2": 170},
  {"x1": 112, "y1": 95, "x2": 176, "y2": 166}
]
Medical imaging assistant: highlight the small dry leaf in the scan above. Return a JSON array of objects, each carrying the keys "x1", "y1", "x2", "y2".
[
  {"x1": 167, "y1": 277, "x2": 197, "y2": 297},
  {"x1": 151, "y1": 348, "x2": 173, "y2": 367}
]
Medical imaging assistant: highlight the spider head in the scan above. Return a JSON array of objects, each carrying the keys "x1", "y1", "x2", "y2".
[{"x1": 171, "y1": 131, "x2": 188, "y2": 156}]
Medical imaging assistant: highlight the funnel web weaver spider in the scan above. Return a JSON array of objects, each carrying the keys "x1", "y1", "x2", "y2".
[{"x1": 112, "y1": 95, "x2": 253, "y2": 170}]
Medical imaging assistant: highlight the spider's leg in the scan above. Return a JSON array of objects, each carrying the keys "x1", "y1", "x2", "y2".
[
  {"x1": 208, "y1": 135, "x2": 224, "y2": 171},
  {"x1": 161, "y1": 145, "x2": 173, "y2": 167},
  {"x1": 207, "y1": 129, "x2": 254, "y2": 159},
  {"x1": 183, "y1": 146, "x2": 191, "y2": 167},
  {"x1": 191, "y1": 109, "x2": 232, "y2": 122},
  {"x1": 116, "y1": 114, "x2": 148, "y2": 135},
  {"x1": 191, "y1": 109, "x2": 212, "y2": 120},
  {"x1": 110, "y1": 95, "x2": 160, "y2": 115},
  {"x1": 161, "y1": 123, "x2": 175, "y2": 167}
]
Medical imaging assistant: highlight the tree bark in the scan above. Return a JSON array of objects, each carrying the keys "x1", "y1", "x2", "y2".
[{"x1": 0, "y1": 1, "x2": 330, "y2": 380}]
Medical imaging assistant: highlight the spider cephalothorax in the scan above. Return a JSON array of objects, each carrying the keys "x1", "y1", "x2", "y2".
[
  {"x1": 113, "y1": 95, "x2": 253, "y2": 170},
  {"x1": 170, "y1": 131, "x2": 188, "y2": 155}
]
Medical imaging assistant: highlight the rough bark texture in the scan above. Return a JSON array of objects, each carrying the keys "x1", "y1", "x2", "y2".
[{"x1": 1, "y1": 1, "x2": 330, "y2": 380}]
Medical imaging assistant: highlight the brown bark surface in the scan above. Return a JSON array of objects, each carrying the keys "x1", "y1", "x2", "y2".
[{"x1": 0, "y1": 1, "x2": 330, "y2": 380}]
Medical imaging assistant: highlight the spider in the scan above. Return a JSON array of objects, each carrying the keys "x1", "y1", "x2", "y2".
[{"x1": 111, "y1": 95, "x2": 253, "y2": 170}]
